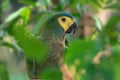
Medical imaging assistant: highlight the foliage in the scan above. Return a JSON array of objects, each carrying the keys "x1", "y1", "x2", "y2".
[{"x1": 0, "y1": 0, "x2": 120, "y2": 80}]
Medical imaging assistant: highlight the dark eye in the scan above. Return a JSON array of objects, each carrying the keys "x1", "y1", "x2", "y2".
[{"x1": 61, "y1": 18, "x2": 66, "y2": 22}]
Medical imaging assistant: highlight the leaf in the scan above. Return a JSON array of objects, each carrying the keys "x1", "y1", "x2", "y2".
[
  {"x1": 20, "y1": 7, "x2": 31, "y2": 25},
  {"x1": 0, "y1": 62, "x2": 8, "y2": 80},
  {"x1": 92, "y1": 0, "x2": 102, "y2": 8},
  {"x1": 9, "y1": 72, "x2": 29, "y2": 80},
  {"x1": 19, "y1": 0, "x2": 36, "y2": 6},
  {"x1": 82, "y1": 62, "x2": 114, "y2": 80},
  {"x1": 3, "y1": 6, "x2": 49, "y2": 61},
  {"x1": 102, "y1": 15, "x2": 120, "y2": 44},
  {"x1": 4, "y1": 7, "x2": 30, "y2": 25},
  {"x1": 40, "y1": 66, "x2": 62, "y2": 80},
  {"x1": 104, "y1": 15, "x2": 120, "y2": 34},
  {"x1": 104, "y1": 0, "x2": 113, "y2": 4},
  {"x1": 11, "y1": 25, "x2": 48, "y2": 61},
  {"x1": 112, "y1": 46, "x2": 120, "y2": 80},
  {"x1": 105, "y1": 45, "x2": 120, "y2": 80},
  {"x1": 104, "y1": 3, "x2": 120, "y2": 9},
  {"x1": 92, "y1": 15, "x2": 103, "y2": 32},
  {"x1": 64, "y1": 39, "x2": 99, "y2": 65},
  {"x1": 4, "y1": 8, "x2": 24, "y2": 23}
]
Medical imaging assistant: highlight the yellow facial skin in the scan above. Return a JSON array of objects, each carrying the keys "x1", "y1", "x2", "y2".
[{"x1": 58, "y1": 16, "x2": 75, "y2": 32}]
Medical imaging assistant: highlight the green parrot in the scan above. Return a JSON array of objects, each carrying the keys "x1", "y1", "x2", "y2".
[{"x1": 27, "y1": 12, "x2": 77, "y2": 78}]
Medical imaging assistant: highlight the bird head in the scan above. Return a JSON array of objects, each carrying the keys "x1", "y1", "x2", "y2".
[
  {"x1": 57, "y1": 12, "x2": 77, "y2": 34},
  {"x1": 41, "y1": 12, "x2": 77, "y2": 39}
]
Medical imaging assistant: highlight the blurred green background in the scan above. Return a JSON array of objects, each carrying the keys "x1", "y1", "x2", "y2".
[{"x1": 0, "y1": 0, "x2": 120, "y2": 80}]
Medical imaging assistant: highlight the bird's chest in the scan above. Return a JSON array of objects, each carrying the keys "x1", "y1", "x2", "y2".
[{"x1": 46, "y1": 38, "x2": 66, "y2": 65}]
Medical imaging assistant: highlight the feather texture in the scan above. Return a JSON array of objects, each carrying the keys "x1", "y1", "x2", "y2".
[{"x1": 27, "y1": 12, "x2": 77, "y2": 79}]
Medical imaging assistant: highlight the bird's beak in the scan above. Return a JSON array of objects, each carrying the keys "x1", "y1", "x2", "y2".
[{"x1": 66, "y1": 21, "x2": 77, "y2": 34}]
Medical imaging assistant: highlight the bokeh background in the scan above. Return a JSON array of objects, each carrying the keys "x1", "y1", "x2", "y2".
[{"x1": 0, "y1": 0, "x2": 120, "y2": 80}]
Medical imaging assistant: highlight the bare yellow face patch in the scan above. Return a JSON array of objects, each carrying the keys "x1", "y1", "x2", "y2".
[{"x1": 57, "y1": 16, "x2": 75, "y2": 32}]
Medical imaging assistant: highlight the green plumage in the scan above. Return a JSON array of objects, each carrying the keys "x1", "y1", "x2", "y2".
[
  {"x1": 27, "y1": 12, "x2": 77, "y2": 79},
  {"x1": 40, "y1": 14, "x2": 66, "y2": 65}
]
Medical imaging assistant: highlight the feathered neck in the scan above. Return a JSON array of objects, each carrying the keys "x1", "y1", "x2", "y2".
[{"x1": 40, "y1": 16, "x2": 65, "y2": 41}]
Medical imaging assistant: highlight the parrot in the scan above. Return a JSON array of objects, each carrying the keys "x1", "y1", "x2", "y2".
[{"x1": 27, "y1": 12, "x2": 77, "y2": 79}]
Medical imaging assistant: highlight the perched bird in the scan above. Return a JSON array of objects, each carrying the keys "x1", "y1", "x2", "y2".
[{"x1": 28, "y1": 12, "x2": 77, "y2": 78}]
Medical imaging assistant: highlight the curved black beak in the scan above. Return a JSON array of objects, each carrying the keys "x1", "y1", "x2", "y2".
[{"x1": 66, "y1": 22, "x2": 77, "y2": 34}]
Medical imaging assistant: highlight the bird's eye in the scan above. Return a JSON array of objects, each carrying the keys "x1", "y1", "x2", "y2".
[{"x1": 61, "y1": 18, "x2": 66, "y2": 22}]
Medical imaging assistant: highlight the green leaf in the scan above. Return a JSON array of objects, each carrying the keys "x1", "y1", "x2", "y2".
[
  {"x1": 19, "y1": 0, "x2": 36, "y2": 6},
  {"x1": 114, "y1": 65, "x2": 120, "y2": 80},
  {"x1": 104, "y1": 15, "x2": 120, "y2": 33},
  {"x1": 82, "y1": 62, "x2": 114, "y2": 80},
  {"x1": 104, "y1": 45, "x2": 120, "y2": 80},
  {"x1": 40, "y1": 66, "x2": 62, "y2": 80},
  {"x1": 102, "y1": 15, "x2": 120, "y2": 44},
  {"x1": 9, "y1": 72, "x2": 29, "y2": 80},
  {"x1": 64, "y1": 40, "x2": 99, "y2": 65},
  {"x1": 4, "y1": 7, "x2": 30, "y2": 25},
  {"x1": 20, "y1": 7, "x2": 31, "y2": 25},
  {"x1": 92, "y1": 15, "x2": 103, "y2": 32},
  {"x1": 104, "y1": 3, "x2": 120, "y2": 9},
  {"x1": 90, "y1": 0, "x2": 102, "y2": 12},
  {"x1": 4, "y1": 8, "x2": 24, "y2": 23},
  {"x1": 11, "y1": 25, "x2": 48, "y2": 61},
  {"x1": 104, "y1": 0, "x2": 114, "y2": 4},
  {"x1": 0, "y1": 62, "x2": 8, "y2": 80},
  {"x1": 92, "y1": 0, "x2": 102, "y2": 8}
]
